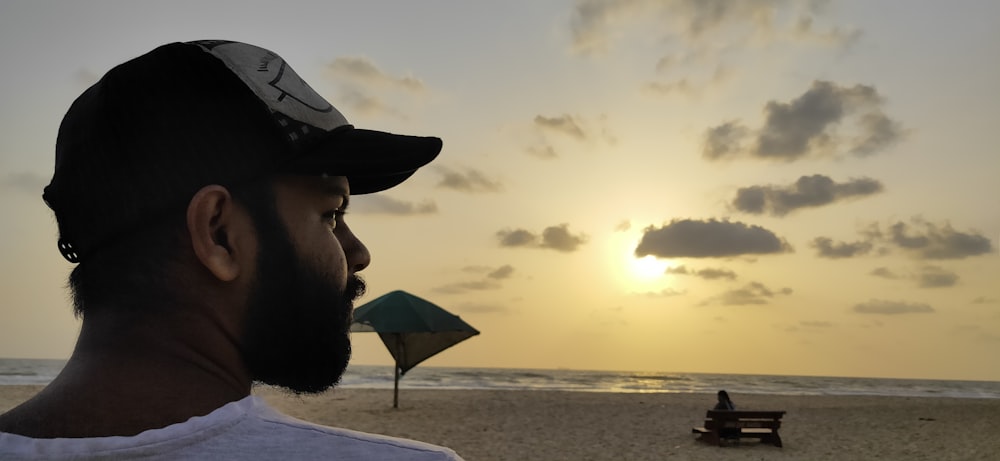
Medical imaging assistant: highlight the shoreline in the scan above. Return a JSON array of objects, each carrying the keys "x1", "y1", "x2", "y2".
[{"x1": 3, "y1": 385, "x2": 998, "y2": 460}]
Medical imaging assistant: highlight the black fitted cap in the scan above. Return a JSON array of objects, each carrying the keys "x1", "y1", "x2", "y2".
[{"x1": 43, "y1": 40, "x2": 442, "y2": 263}]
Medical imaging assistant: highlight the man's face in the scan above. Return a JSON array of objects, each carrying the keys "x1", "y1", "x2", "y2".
[{"x1": 240, "y1": 175, "x2": 370, "y2": 393}]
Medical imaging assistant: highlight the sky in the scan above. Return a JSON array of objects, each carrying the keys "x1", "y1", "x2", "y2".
[{"x1": 1, "y1": 0, "x2": 998, "y2": 382}]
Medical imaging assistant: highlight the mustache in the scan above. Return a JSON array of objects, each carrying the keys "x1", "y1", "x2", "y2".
[{"x1": 344, "y1": 275, "x2": 367, "y2": 304}]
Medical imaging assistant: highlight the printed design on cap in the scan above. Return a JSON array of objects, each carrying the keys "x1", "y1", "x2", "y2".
[{"x1": 192, "y1": 40, "x2": 350, "y2": 139}]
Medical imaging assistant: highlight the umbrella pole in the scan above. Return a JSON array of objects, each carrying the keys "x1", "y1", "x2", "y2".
[{"x1": 393, "y1": 334, "x2": 401, "y2": 409}]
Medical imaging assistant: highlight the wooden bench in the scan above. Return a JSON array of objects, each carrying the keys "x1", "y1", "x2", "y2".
[{"x1": 691, "y1": 410, "x2": 786, "y2": 447}]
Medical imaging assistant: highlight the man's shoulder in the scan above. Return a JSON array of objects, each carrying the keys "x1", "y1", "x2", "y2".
[{"x1": 1, "y1": 396, "x2": 464, "y2": 461}]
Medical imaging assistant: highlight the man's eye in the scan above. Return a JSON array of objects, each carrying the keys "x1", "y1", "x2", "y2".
[{"x1": 323, "y1": 210, "x2": 346, "y2": 231}]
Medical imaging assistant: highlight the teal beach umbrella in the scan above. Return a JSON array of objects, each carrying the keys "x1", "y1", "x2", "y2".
[{"x1": 350, "y1": 290, "x2": 480, "y2": 407}]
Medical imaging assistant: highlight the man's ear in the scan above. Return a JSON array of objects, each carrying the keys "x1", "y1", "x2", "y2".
[{"x1": 186, "y1": 185, "x2": 248, "y2": 282}]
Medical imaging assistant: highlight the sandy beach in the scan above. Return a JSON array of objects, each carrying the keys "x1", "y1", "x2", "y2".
[{"x1": 3, "y1": 385, "x2": 997, "y2": 460}]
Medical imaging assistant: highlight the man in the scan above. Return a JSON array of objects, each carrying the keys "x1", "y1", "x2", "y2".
[{"x1": 0, "y1": 40, "x2": 463, "y2": 460}]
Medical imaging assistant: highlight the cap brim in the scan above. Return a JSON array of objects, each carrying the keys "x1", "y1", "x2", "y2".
[{"x1": 286, "y1": 127, "x2": 442, "y2": 195}]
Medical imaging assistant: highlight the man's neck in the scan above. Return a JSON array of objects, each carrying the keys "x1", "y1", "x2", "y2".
[{"x1": 0, "y1": 306, "x2": 251, "y2": 438}]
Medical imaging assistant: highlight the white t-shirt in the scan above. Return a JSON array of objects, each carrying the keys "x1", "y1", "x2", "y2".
[{"x1": 0, "y1": 396, "x2": 464, "y2": 460}]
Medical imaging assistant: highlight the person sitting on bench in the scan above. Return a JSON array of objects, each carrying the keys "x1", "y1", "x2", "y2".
[
  {"x1": 713, "y1": 390, "x2": 737, "y2": 440},
  {"x1": 714, "y1": 390, "x2": 735, "y2": 411}
]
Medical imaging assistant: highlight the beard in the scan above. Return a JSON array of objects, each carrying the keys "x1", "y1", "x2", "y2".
[{"x1": 240, "y1": 202, "x2": 366, "y2": 394}]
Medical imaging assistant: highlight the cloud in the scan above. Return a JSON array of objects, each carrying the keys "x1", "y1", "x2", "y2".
[
  {"x1": 456, "y1": 301, "x2": 512, "y2": 314},
  {"x1": 497, "y1": 229, "x2": 538, "y2": 248},
  {"x1": 971, "y1": 297, "x2": 998, "y2": 305},
  {"x1": 665, "y1": 265, "x2": 737, "y2": 280},
  {"x1": 701, "y1": 281, "x2": 792, "y2": 306},
  {"x1": 811, "y1": 237, "x2": 874, "y2": 259},
  {"x1": 635, "y1": 218, "x2": 792, "y2": 258},
  {"x1": 534, "y1": 114, "x2": 586, "y2": 140},
  {"x1": 460, "y1": 264, "x2": 515, "y2": 280},
  {"x1": 703, "y1": 121, "x2": 750, "y2": 160},
  {"x1": 327, "y1": 56, "x2": 425, "y2": 92},
  {"x1": 830, "y1": 219, "x2": 993, "y2": 261},
  {"x1": 487, "y1": 265, "x2": 515, "y2": 280},
  {"x1": 634, "y1": 288, "x2": 686, "y2": 298},
  {"x1": 527, "y1": 114, "x2": 616, "y2": 159},
  {"x1": 853, "y1": 299, "x2": 935, "y2": 315},
  {"x1": 497, "y1": 224, "x2": 588, "y2": 252},
  {"x1": 569, "y1": 0, "x2": 858, "y2": 55},
  {"x1": 732, "y1": 175, "x2": 883, "y2": 216},
  {"x1": 325, "y1": 56, "x2": 426, "y2": 118},
  {"x1": 526, "y1": 144, "x2": 558, "y2": 159},
  {"x1": 883, "y1": 219, "x2": 994, "y2": 260},
  {"x1": 792, "y1": 14, "x2": 863, "y2": 46},
  {"x1": 870, "y1": 267, "x2": 898, "y2": 279},
  {"x1": 1, "y1": 172, "x2": 47, "y2": 195},
  {"x1": 350, "y1": 195, "x2": 437, "y2": 215},
  {"x1": 434, "y1": 264, "x2": 515, "y2": 295},
  {"x1": 916, "y1": 266, "x2": 959, "y2": 288},
  {"x1": 703, "y1": 81, "x2": 905, "y2": 162},
  {"x1": 868, "y1": 265, "x2": 960, "y2": 288},
  {"x1": 615, "y1": 220, "x2": 631, "y2": 232},
  {"x1": 435, "y1": 166, "x2": 503, "y2": 193},
  {"x1": 336, "y1": 87, "x2": 406, "y2": 119},
  {"x1": 431, "y1": 280, "x2": 503, "y2": 295},
  {"x1": 642, "y1": 66, "x2": 733, "y2": 97},
  {"x1": 800, "y1": 320, "x2": 833, "y2": 328},
  {"x1": 542, "y1": 224, "x2": 589, "y2": 252}
]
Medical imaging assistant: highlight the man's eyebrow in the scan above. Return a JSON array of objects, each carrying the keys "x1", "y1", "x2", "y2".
[{"x1": 320, "y1": 182, "x2": 350, "y2": 209}]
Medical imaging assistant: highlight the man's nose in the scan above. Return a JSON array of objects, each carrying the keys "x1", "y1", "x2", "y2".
[{"x1": 340, "y1": 224, "x2": 371, "y2": 273}]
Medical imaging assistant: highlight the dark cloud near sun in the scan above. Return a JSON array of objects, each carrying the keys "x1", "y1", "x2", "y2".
[
  {"x1": 350, "y1": 195, "x2": 437, "y2": 215},
  {"x1": 665, "y1": 265, "x2": 737, "y2": 281},
  {"x1": 732, "y1": 175, "x2": 884, "y2": 216},
  {"x1": 703, "y1": 81, "x2": 905, "y2": 162},
  {"x1": 497, "y1": 224, "x2": 588, "y2": 253},
  {"x1": 853, "y1": 299, "x2": 934, "y2": 315},
  {"x1": 635, "y1": 219, "x2": 791, "y2": 258},
  {"x1": 435, "y1": 166, "x2": 503, "y2": 193}
]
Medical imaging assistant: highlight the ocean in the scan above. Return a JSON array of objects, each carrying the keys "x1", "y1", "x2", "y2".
[{"x1": 3, "y1": 358, "x2": 999, "y2": 399}]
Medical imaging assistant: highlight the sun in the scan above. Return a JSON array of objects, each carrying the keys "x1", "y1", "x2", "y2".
[{"x1": 630, "y1": 255, "x2": 670, "y2": 280}]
